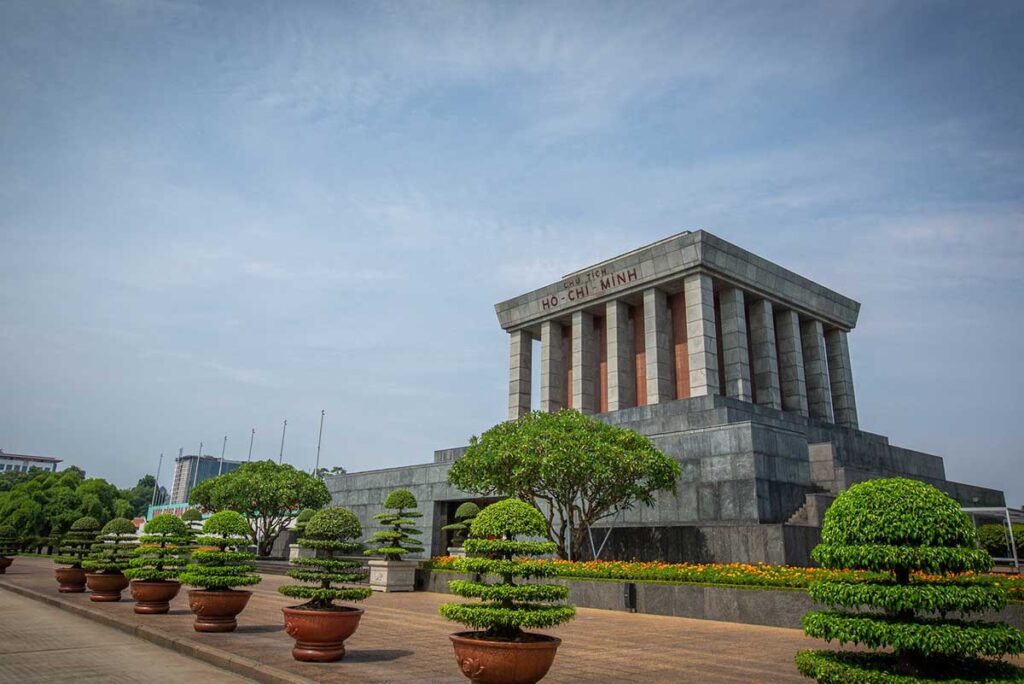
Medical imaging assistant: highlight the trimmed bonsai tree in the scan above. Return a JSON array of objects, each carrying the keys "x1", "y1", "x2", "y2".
[
  {"x1": 442, "y1": 502, "x2": 480, "y2": 550},
  {"x1": 124, "y1": 514, "x2": 191, "y2": 614},
  {"x1": 53, "y1": 516, "x2": 101, "y2": 592},
  {"x1": 82, "y1": 517, "x2": 138, "y2": 601},
  {"x1": 0, "y1": 524, "x2": 18, "y2": 574},
  {"x1": 797, "y1": 477, "x2": 1024, "y2": 683},
  {"x1": 365, "y1": 488, "x2": 424, "y2": 560},
  {"x1": 440, "y1": 498, "x2": 575, "y2": 683},
  {"x1": 279, "y1": 507, "x2": 374, "y2": 661},
  {"x1": 293, "y1": 508, "x2": 315, "y2": 534},
  {"x1": 178, "y1": 510, "x2": 261, "y2": 632},
  {"x1": 181, "y1": 508, "x2": 204, "y2": 541}
]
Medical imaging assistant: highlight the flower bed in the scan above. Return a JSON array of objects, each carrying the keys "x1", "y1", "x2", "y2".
[{"x1": 425, "y1": 557, "x2": 1024, "y2": 599}]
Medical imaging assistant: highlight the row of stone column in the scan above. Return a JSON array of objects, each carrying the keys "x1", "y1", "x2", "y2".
[{"x1": 508, "y1": 274, "x2": 859, "y2": 429}]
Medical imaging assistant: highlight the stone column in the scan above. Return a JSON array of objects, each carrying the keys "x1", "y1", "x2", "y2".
[
  {"x1": 572, "y1": 311, "x2": 598, "y2": 414},
  {"x1": 507, "y1": 330, "x2": 532, "y2": 420},
  {"x1": 718, "y1": 287, "x2": 752, "y2": 401},
  {"x1": 540, "y1": 321, "x2": 566, "y2": 412},
  {"x1": 684, "y1": 273, "x2": 720, "y2": 397},
  {"x1": 801, "y1": 319, "x2": 834, "y2": 422},
  {"x1": 775, "y1": 309, "x2": 808, "y2": 416},
  {"x1": 747, "y1": 299, "x2": 782, "y2": 410},
  {"x1": 825, "y1": 328, "x2": 859, "y2": 429},
  {"x1": 606, "y1": 300, "x2": 635, "y2": 410},
  {"x1": 643, "y1": 288, "x2": 675, "y2": 404}
]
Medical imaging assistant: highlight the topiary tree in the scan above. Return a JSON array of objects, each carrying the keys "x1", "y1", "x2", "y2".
[
  {"x1": 796, "y1": 478, "x2": 1024, "y2": 683},
  {"x1": 365, "y1": 489, "x2": 424, "y2": 561},
  {"x1": 439, "y1": 498, "x2": 576, "y2": 641},
  {"x1": 125, "y1": 514, "x2": 190, "y2": 582},
  {"x1": 293, "y1": 508, "x2": 316, "y2": 534},
  {"x1": 279, "y1": 507, "x2": 372, "y2": 609},
  {"x1": 83, "y1": 518, "x2": 138, "y2": 574},
  {"x1": 0, "y1": 525, "x2": 18, "y2": 572},
  {"x1": 54, "y1": 516, "x2": 100, "y2": 568},
  {"x1": 181, "y1": 508, "x2": 204, "y2": 542},
  {"x1": 442, "y1": 502, "x2": 480, "y2": 548},
  {"x1": 179, "y1": 511, "x2": 261, "y2": 592}
]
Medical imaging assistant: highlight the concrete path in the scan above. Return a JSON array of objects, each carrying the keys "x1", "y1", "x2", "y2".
[{"x1": 0, "y1": 587, "x2": 252, "y2": 683}]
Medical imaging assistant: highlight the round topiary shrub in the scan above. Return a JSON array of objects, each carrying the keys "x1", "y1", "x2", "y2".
[
  {"x1": 442, "y1": 502, "x2": 480, "y2": 547},
  {"x1": 279, "y1": 506, "x2": 372, "y2": 609},
  {"x1": 179, "y1": 511, "x2": 261, "y2": 591},
  {"x1": 439, "y1": 498, "x2": 576, "y2": 640},
  {"x1": 796, "y1": 477, "x2": 1024, "y2": 683},
  {"x1": 54, "y1": 516, "x2": 101, "y2": 568},
  {"x1": 365, "y1": 488, "x2": 424, "y2": 561},
  {"x1": 83, "y1": 518, "x2": 138, "y2": 574},
  {"x1": 125, "y1": 514, "x2": 191, "y2": 582}
]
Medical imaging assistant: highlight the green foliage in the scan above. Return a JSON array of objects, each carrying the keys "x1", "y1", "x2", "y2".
[
  {"x1": 293, "y1": 508, "x2": 316, "y2": 533},
  {"x1": 799, "y1": 478, "x2": 1024, "y2": 682},
  {"x1": 181, "y1": 508, "x2": 204, "y2": 522},
  {"x1": 795, "y1": 650, "x2": 1024, "y2": 684},
  {"x1": 0, "y1": 524, "x2": 18, "y2": 557},
  {"x1": 54, "y1": 516, "x2": 101, "y2": 568},
  {"x1": 82, "y1": 518, "x2": 138, "y2": 573},
  {"x1": 977, "y1": 524, "x2": 1024, "y2": 558},
  {"x1": 179, "y1": 510, "x2": 261, "y2": 591},
  {"x1": 124, "y1": 514, "x2": 190, "y2": 582},
  {"x1": 0, "y1": 468, "x2": 132, "y2": 538},
  {"x1": 442, "y1": 502, "x2": 480, "y2": 546},
  {"x1": 448, "y1": 409, "x2": 680, "y2": 559},
  {"x1": 364, "y1": 488, "x2": 423, "y2": 561},
  {"x1": 188, "y1": 460, "x2": 329, "y2": 556},
  {"x1": 278, "y1": 506, "x2": 371, "y2": 609},
  {"x1": 126, "y1": 475, "x2": 157, "y2": 517},
  {"x1": 439, "y1": 499, "x2": 575, "y2": 640}
]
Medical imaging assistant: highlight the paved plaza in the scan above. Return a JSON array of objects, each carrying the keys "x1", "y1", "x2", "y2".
[{"x1": 2, "y1": 556, "x2": 836, "y2": 683}]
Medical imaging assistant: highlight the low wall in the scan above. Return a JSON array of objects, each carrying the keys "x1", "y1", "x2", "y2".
[{"x1": 418, "y1": 569, "x2": 1024, "y2": 630}]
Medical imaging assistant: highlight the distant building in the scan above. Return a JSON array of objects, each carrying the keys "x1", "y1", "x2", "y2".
[
  {"x1": 168, "y1": 454, "x2": 245, "y2": 504},
  {"x1": 0, "y1": 450, "x2": 62, "y2": 473}
]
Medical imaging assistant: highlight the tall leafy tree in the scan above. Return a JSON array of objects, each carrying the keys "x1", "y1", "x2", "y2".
[
  {"x1": 448, "y1": 409, "x2": 681, "y2": 560},
  {"x1": 189, "y1": 460, "x2": 330, "y2": 557}
]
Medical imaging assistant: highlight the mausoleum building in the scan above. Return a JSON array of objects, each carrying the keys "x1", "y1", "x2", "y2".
[{"x1": 328, "y1": 230, "x2": 1003, "y2": 565}]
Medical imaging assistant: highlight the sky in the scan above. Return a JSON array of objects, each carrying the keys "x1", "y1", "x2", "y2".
[{"x1": 0, "y1": 1, "x2": 1021, "y2": 506}]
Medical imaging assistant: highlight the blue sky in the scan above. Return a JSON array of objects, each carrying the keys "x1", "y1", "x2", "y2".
[{"x1": 1, "y1": 1, "x2": 1021, "y2": 506}]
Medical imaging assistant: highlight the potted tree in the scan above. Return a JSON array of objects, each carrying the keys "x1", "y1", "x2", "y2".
[
  {"x1": 83, "y1": 518, "x2": 138, "y2": 602},
  {"x1": 53, "y1": 516, "x2": 100, "y2": 592},
  {"x1": 442, "y1": 502, "x2": 479, "y2": 558},
  {"x1": 797, "y1": 477, "x2": 1024, "y2": 682},
  {"x1": 278, "y1": 506, "x2": 373, "y2": 661},
  {"x1": 288, "y1": 508, "x2": 317, "y2": 561},
  {"x1": 439, "y1": 499, "x2": 575, "y2": 684},
  {"x1": 0, "y1": 525, "x2": 18, "y2": 574},
  {"x1": 181, "y1": 508, "x2": 204, "y2": 542},
  {"x1": 364, "y1": 488, "x2": 423, "y2": 592},
  {"x1": 179, "y1": 510, "x2": 261, "y2": 632},
  {"x1": 124, "y1": 514, "x2": 191, "y2": 614}
]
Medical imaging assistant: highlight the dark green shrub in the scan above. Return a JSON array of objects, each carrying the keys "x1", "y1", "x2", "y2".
[
  {"x1": 439, "y1": 499, "x2": 575, "y2": 640},
  {"x1": 0, "y1": 525, "x2": 18, "y2": 558},
  {"x1": 180, "y1": 508, "x2": 204, "y2": 543},
  {"x1": 977, "y1": 524, "x2": 1024, "y2": 559},
  {"x1": 54, "y1": 516, "x2": 101, "y2": 568},
  {"x1": 278, "y1": 507, "x2": 372, "y2": 609},
  {"x1": 82, "y1": 518, "x2": 138, "y2": 574},
  {"x1": 179, "y1": 511, "x2": 261, "y2": 591},
  {"x1": 124, "y1": 514, "x2": 190, "y2": 582},
  {"x1": 293, "y1": 508, "x2": 315, "y2": 534},
  {"x1": 797, "y1": 478, "x2": 1024, "y2": 683},
  {"x1": 364, "y1": 488, "x2": 424, "y2": 561},
  {"x1": 441, "y1": 502, "x2": 480, "y2": 547}
]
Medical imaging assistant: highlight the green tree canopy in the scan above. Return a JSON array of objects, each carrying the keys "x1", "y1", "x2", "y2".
[
  {"x1": 364, "y1": 488, "x2": 424, "y2": 561},
  {"x1": 448, "y1": 410, "x2": 681, "y2": 559},
  {"x1": 189, "y1": 460, "x2": 330, "y2": 557}
]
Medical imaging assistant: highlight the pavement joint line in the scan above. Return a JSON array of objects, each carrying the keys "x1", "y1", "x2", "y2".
[{"x1": 0, "y1": 579, "x2": 314, "y2": 684}]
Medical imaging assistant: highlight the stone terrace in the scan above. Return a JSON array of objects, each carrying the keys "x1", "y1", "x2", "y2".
[{"x1": 1, "y1": 557, "x2": 842, "y2": 683}]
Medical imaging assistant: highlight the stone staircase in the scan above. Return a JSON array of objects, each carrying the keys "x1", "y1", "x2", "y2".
[{"x1": 786, "y1": 492, "x2": 837, "y2": 527}]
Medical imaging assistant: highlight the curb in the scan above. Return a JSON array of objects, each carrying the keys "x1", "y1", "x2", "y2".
[{"x1": 0, "y1": 580, "x2": 314, "y2": 684}]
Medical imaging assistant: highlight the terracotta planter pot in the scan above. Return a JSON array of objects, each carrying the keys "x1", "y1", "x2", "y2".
[
  {"x1": 0, "y1": 557, "x2": 12, "y2": 574},
  {"x1": 130, "y1": 580, "x2": 181, "y2": 614},
  {"x1": 282, "y1": 605, "x2": 365, "y2": 662},
  {"x1": 449, "y1": 632, "x2": 561, "y2": 684},
  {"x1": 187, "y1": 589, "x2": 252, "y2": 632},
  {"x1": 55, "y1": 566, "x2": 87, "y2": 593},
  {"x1": 86, "y1": 572, "x2": 129, "y2": 602}
]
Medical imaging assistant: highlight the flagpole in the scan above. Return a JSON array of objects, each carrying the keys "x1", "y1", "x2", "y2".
[
  {"x1": 247, "y1": 428, "x2": 255, "y2": 462},
  {"x1": 218, "y1": 435, "x2": 227, "y2": 475},
  {"x1": 279, "y1": 419, "x2": 287, "y2": 464},
  {"x1": 150, "y1": 453, "x2": 163, "y2": 509},
  {"x1": 314, "y1": 410, "x2": 325, "y2": 477}
]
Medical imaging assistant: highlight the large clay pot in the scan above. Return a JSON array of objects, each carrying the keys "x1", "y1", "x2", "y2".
[
  {"x1": 55, "y1": 566, "x2": 87, "y2": 592},
  {"x1": 0, "y1": 557, "x2": 12, "y2": 574},
  {"x1": 282, "y1": 605, "x2": 365, "y2": 662},
  {"x1": 450, "y1": 632, "x2": 561, "y2": 684},
  {"x1": 130, "y1": 580, "x2": 182, "y2": 614},
  {"x1": 187, "y1": 589, "x2": 252, "y2": 632},
  {"x1": 86, "y1": 572, "x2": 129, "y2": 602}
]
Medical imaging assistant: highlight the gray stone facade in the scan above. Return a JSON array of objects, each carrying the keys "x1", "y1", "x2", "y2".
[{"x1": 327, "y1": 230, "x2": 1005, "y2": 565}]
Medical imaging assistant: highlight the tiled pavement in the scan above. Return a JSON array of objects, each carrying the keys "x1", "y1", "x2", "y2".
[{"x1": 2, "y1": 556, "x2": 837, "y2": 683}]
